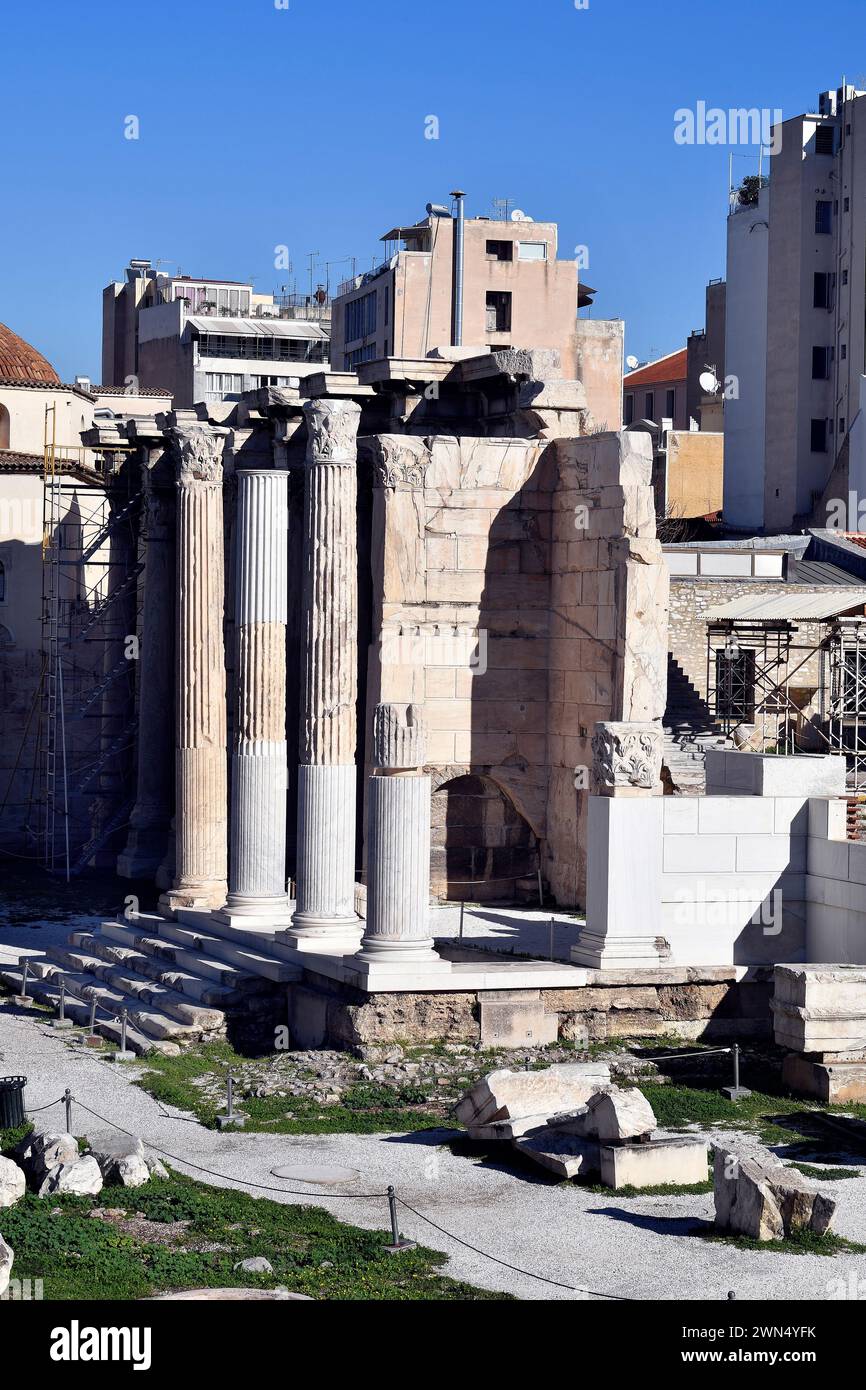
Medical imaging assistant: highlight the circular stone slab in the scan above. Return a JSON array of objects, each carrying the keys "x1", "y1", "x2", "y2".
[
  {"x1": 145, "y1": 1288, "x2": 312, "y2": 1301},
  {"x1": 270, "y1": 1165, "x2": 361, "y2": 1185}
]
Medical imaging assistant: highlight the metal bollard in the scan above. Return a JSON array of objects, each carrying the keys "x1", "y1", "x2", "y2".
[
  {"x1": 216, "y1": 1073, "x2": 246, "y2": 1129},
  {"x1": 549, "y1": 916, "x2": 555, "y2": 961},
  {"x1": 64, "y1": 1088, "x2": 72, "y2": 1133},
  {"x1": 89, "y1": 998, "x2": 97, "y2": 1033},
  {"x1": 384, "y1": 1185, "x2": 416, "y2": 1254},
  {"x1": 458, "y1": 902, "x2": 465, "y2": 939},
  {"x1": 120, "y1": 1008, "x2": 128, "y2": 1053},
  {"x1": 537, "y1": 866, "x2": 543, "y2": 908},
  {"x1": 721, "y1": 1042, "x2": 752, "y2": 1101},
  {"x1": 20, "y1": 960, "x2": 29, "y2": 997},
  {"x1": 53, "y1": 979, "x2": 73, "y2": 1029},
  {"x1": 727, "y1": 1290, "x2": 736, "y2": 1300}
]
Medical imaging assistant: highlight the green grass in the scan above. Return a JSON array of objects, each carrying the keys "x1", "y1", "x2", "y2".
[
  {"x1": 702, "y1": 1226, "x2": 866, "y2": 1257},
  {"x1": 135, "y1": 1042, "x2": 445, "y2": 1135},
  {"x1": 0, "y1": 1120, "x2": 33, "y2": 1158},
  {"x1": 639, "y1": 1082, "x2": 866, "y2": 1152},
  {"x1": 785, "y1": 1162, "x2": 860, "y2": 1180},
  {"x1": 575, "y1": 1177, "x2": 714, "y2": 1197},
  {"x1": 0, "y1": 1168, "x2": 510, "y2": 1300}
]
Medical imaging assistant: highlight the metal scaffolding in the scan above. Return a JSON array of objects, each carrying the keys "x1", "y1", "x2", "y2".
[
  {"x1": 707, "y1": 615, "x2": 866, "y2": 789},
  {"x1": 29, "y1": 404, "x2": 141, "y2": 876}
]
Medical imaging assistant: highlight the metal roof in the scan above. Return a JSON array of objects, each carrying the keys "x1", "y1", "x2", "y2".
[
  {"x1": 705, "y1": 589, "x2": 866, "y2": 622},
  {"x1": 186, "y1": 316, "x2": 328, "y2": 341}
]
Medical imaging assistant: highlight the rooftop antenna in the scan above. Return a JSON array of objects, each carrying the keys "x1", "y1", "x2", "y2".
[
  {"x1": 307, "y1": 251, "x2": 320, "y2": 304},
  {"x1": 492, "y1": 196, "x2": 514, "y2": 222}
]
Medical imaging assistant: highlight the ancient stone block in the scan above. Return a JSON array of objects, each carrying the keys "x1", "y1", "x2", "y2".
[
  {"x1": 0, "y1": 1157, "x2": 25, "y2": 1209},
  {"x1": 772, "y1": 965, "x2": 866, "y2": 1055},
  {"x1": 600, "y1": 1136, "x2": 709, "y2": 1190},
  {"x1": 455, "y1": 1062, "x2": 611, "y2": 1135}
]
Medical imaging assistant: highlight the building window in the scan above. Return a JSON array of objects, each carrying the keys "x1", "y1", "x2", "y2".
[
  {"x1": 845, "y1": 196, "x2": 850, "y2": 212},
  {"x1": 346, "y1": 343, "x2": 378, "y2": 369},
  {"x1": 383, "y1": 287, "x2": 390, "y2": 326},
  {"x1": 811, "y1": 418, "x2": 829, "y2": 452},
  {"x1": 814, "y1": 272, "x2": 830, "y2": 308},
  {"x1": 197, "y1": 333, "x2": 326, "y2": 364},
  {"x1": 816, "y1": 200, "x2": 833, "y2": 234},
  {"x1": 665, "y1": 388, "x2": 676, "y2": 418},
  {"x1": 644, "y1": 391, "x2": 655, "y2": 420},
  {"x1": 815, "y1": 124, "x2": 835, "y2": 155},
  {"x1": 0, "y1": 404, "x2": 9, "y2": 450},
  {"x1": 841, "y1": 342, "x2": 848, "y2": 360},
  {"x1": 517, "y1": 241, "x2": 547, "y2": 261},
  {"x1": 344, "y1": 291, "x2": 377, "y2": 343},
  {"x1": 812, "y1": 346, "x2": 833, "y2": 379},
  {"x1": 486, "y1": 240, "x2": 513, "y2": 261},
  {"x1": 624, "y1": 393, "x2": 634, "y2": 426},
  {"x1": 0, "y1": 559, "x2": 5, "y2": 603},
  {"x1": 485, "y1": 291, "x2": 512, "y2": 333},
  {"x1": 840, "y1": 417, "x2": 846, "y2": 435},
  {"x1": 205, "y1": 372, "x2": 244, "y2": 399}
]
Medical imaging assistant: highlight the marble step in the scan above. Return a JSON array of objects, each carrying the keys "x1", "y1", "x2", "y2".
[
  {"x1": 22, "y1": 960, "x2": 207, "y2": 1042},
  {"x1": 0, "y1": 966, "x2": 178, "y2": 1056},
  {"x1": 69, "y1": 928, "x2": 255, "y2": 1005},
  {"x1": 44, "y1": 945, "x2": 226, "y2": 1031},
  {"x1": 96, "y1": 920, "x2": 262, "y2": 988},
  {"x1": 137, "y1": 916, "x2": 301, "y2": 984}
]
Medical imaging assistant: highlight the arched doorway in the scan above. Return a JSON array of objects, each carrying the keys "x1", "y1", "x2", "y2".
[
  {"x1": 430, "y1": 773, "x2": 539, "y2": 902},
  {"x1": 0, "y1": 404, "x2": 9, "y2": 450}
]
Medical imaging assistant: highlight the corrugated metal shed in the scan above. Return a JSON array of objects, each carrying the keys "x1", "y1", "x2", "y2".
[
  {"x1": 187, "y1": 316, "x2": 328, "y2": 341},
  {"x1": 705, "y1": 590, "x2": 866, "y2": 622}
]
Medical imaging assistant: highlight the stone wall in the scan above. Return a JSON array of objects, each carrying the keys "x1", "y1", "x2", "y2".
[
  {"x1": 287, "y1": 965, "x2": 771, "y2": 1050},
  {"x1": 364, "y1": 429, "x2": 667, "y2": 909}
]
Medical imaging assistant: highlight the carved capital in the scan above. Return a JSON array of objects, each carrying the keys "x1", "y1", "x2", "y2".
[
  {"x1": 173, "y1": 427, "x2": 227, "y2": 485},
  {"x1": 591, "y1": 721, "x2": 663, "y2": 795},
  {"x1": 371, "y1": 434, "x2": 430, "y2": 490},
  {"x1": 373, "y1": 703, "x2": 426, "y2": 770},
  {"x1": 303, "y1": 398, "x2": 361, "y2": 466}
]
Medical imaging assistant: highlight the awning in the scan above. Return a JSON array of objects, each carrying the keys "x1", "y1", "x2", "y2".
[
  {"x1": 705, "y1": 590, "x2": 866, "y2": 622},
  {"x1": 186, "y1": 316, "x2": 328, "y2": 341}
]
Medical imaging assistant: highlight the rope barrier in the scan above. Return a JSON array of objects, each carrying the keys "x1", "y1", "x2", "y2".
[{"x1": 25, "y1": 1091, "x2": 636, "y2": 1301}]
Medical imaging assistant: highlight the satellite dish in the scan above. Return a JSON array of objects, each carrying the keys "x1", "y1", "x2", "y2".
[
  {"x1": 510, "y1": 209, "x2": 533, "y2": 222},
  {"x1": 699, "y1": 369, "x2": 720, "y2": 394},
  {"x1": 625, "y1": 354, "x2": 639, "y2": 370}
]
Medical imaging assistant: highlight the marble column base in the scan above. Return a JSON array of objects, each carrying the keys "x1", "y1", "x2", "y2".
[
  {"x1": 213, "y1": 893, "x2": 292, "y2": 935},
  {"x1": 569, "y1": 796, "x2": 669, "y2": 970},
  {"x1": 284, "y1": 763, "x2": 361, "y2": 952},
  {"x1": 158, "y1": 878, "x2": 228, "y2": 916}
]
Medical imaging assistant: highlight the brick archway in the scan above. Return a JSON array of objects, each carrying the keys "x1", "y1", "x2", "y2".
[{"x1": 429, "y1": 772, "x2": 538, "y2": 903}]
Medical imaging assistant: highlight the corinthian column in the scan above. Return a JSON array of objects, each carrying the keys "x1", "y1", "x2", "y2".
[
  {"x1": 284, "y1": 398, "x2": 362, "y2": 952},
  {"x1": 353, "y1": 704, "x2": 449, "y2": 981},
  {"x1": 215, "y1": 467, "x2": 290, "y2": 931},
  {"x1": 159, "y1": 426, "x2": 229, "y2": 914},
  {"x1": 118, "y1": 450, "x2": 175, "y2": 879}
]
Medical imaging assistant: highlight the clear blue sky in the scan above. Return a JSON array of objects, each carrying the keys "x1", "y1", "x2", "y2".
[{"x1": 1, "y1": 0, "x2": 863, "y2": 381}]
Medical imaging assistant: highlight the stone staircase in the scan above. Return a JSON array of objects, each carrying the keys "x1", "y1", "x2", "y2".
[
  {"x1": 663, "y1": 655, "x2": 729, "y2": 795},
  {"x1": 0, "y1": 912, "x2": 302, "y2": 1056}
]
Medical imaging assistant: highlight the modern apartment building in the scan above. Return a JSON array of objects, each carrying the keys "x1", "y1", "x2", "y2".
[
  {"x1": 724, "y1": 85, "x2": 866, "y2": 532},
  {"x1": 102, "y1": 261, "x2": 330, "y2": 407},
  {"x1": 329, "y1": 198, "x2": 623, "y2": 425}
]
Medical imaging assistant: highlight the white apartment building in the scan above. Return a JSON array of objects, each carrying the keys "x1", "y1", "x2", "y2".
[
  {"x1": 102, "y1": 261, "x2": 330, "y2": 407},
  {"x1": 725, "y1": 85, "x2": 866, "y2": 533}
]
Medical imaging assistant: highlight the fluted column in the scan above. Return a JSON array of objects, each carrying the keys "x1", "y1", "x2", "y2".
[
  {"x1": 354, "y1": 704, "x2": 449, "y2": 979},
  {"x1": 215, "y1": 467, "x2": 290, "y2": 931},
  {"x1": 159, "y1": 427, "x2": 229, "y2": 914},
  {"x1": 118, "y1": 451, "x2": 175, "y2": 879},
  {"x1": 284, "y1": 398, "x2": 362, "y2": 951}
]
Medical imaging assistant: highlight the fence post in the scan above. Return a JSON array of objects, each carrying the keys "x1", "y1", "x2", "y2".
[{"x1": 384, "y1": 1185, "x2": 417, "y2": 1254}]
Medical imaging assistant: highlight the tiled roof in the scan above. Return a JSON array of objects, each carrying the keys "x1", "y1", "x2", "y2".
[
  {"x1": 92, "y1": 384, "x2": 172, "y2": 396},
  {"x1": 0, "y1": 323, "x2": 60, "y2": 383},
  {"x1": 0, "y1": 376, "x2": 92, "y2": 395},
  {"x1": 623, "y1": 348, "x2": 688, "y2": 387},
  {"x1": 0, "y1": 449, "x2": 104, "y2": 484}
]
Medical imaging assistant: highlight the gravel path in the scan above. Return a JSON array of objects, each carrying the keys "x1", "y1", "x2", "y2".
[{"x1": 3, "y1": 1004, "x2": 866, "y2": 1302}]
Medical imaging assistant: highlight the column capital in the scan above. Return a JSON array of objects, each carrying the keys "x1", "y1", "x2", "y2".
[
  {"x1": 373, "y1": 702, "x2": 426, "y2": 771},
  {"x1": 303, "y1": 398, "x2": 361, "y2": 466},
  {"x1": 370, "y1": 433, "x2": 430, "y2": 490},
  {"x1": 591, "y1": 720, "x2": 663, "y2": 796},
  {"x1": 172, "y1": 425, "x2": 229, "y2": 486}
]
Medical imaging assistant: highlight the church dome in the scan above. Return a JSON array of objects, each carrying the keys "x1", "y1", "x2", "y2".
[{"x1": 0, "y1": 322, "x2": 60, "y2": 383}]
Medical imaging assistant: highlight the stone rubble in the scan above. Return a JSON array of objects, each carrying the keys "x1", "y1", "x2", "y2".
[
  {"x1": 0, "y1": 1233, "x2": 12, "y2": 1298},
  {"x1": 0, "y1": 1156, "x2": 26, "y2": 1209},
  {"x1": 38, "y1": 1155, "x2": 104, "y2": 1198},
  {"x1": 85, "y1": 1131, "x2": 151, "y2": 1189},
  {"x1": 454, "y1": 1062, "x2": 612, "y2": 1138},
  {"x1": 713, "y1": 1143, "x2": 837, "y2": 1241}
]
